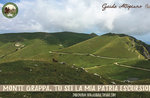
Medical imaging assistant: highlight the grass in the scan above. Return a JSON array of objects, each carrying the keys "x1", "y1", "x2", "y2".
[
  {"x1": 0, "y1": 42, "x2": 16, "y2": 56},
  {"x1": 87, "y1": 63, "x2": 150, "y2": 81},
  {"x1": 60, "y1": 35, "x2": 119, "y2": 53},
  {"x1": 119, "y1": 59, "x2": 150, "y2": 69},
  {"x1": 0, "y1": 32, "x2": 95, "y2": 63},
  {"x1": 0, "y1": 60, "x2": 105, "y2": 84},
  {"x1": 0, "y1": 32, "x2": 149, "y2": 82},
  {"x1": 0, "y1": 39, "x2": 59, "y2": 62},
  {"x1": 60, "y1": 34, "x2": 145, "y2": 59},
  {"x1": 0, "y1": 32, "x2": 150, "y2": 97},
  {"x1": 0, "y1": 60, "x2": 110, "y2": 98},
  {"x1": 94, "y1": 37, "x2": 142, "y2": 58},
  {"x1": 50, "y1": 52, "x2": 150, "y2": 81},
  {"x1": 56, "y1": 53, "x2": 122, "y2": 68},
  {"x1": 0, "y1": 32, "x2": 95, "y2": 47}
]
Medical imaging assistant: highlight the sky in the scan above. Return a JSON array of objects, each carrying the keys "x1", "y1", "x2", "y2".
[
  {"x1": 0, "y1": 0, "x2": 20, "y2": 4},
  {"x1": 0, "y1": 0, "x2": 150, "y2": 44}
]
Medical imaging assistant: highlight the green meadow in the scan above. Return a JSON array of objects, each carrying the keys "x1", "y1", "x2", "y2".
[{"x1": 0, "y1": 32, "x2": 150, "y2": 97}]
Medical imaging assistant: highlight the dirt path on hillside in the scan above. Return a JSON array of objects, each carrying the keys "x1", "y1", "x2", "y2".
[
  {"x1": 50, "y1": 51, "x2": 119, "y2": 60},
  {"x1": 114, "y1": 62, "x2": 150, "y2": 72},
  {"x1": 85, "y1": 65, "x2": 106, "y2": 70},
  {"x1": 50, "y1": 51, "x2": 150, "y2": 72}
]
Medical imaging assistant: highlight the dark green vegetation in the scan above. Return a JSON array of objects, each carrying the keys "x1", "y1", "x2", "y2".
[
  {"x1": 0, "y1": 32, "x2": 96, "y2": 63},
  {"x1": 0, "y1": 60, "x2": 105, "y2": 84},
  {"x1": 0, "y1": 60, "x2": 105, "y2": 98},
  {"x1": 0, "y1": 32, "x2": 96, "y2": 47},
  {"x1": 0, "y1": 32, "x2": 150, "y2": 97}
]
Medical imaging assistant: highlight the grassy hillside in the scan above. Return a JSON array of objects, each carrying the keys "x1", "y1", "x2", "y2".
[
  {"x1": 119, "y1": 59, "x2": 150, "y2": 69},
  {"x1": 0, "y1": 60, "x2": 105, "y2": 84},
  {"x1": 51, "y1": 33, "x2": 150, "y2": 82},
  {"x1": 87, "y1": 63, "x2": 150, "y2": 80},
  {"x1": 60, "y1": 35, "x2": 118, "y2": 54},
  {"x1": 0, "y1": 32, "x2": 149, "y2": 81},
  {"x1": 0, "y1": 32, "x2": 96, "y2": 63},
  {"x1": 56, "y1": 53, "x2": 120, "y2": 68},
  {"x1": 0, "y1": 60, "x2": 149, "y2": 98},
  {"x1": 0, "y1": 32, "x2": 96, "y2": 47},
  {"x1": 0, "y1": 32, "x2": 150, "y2": 97},
  {"x1": 0, "y1": 60, "x2": 105, "y2": 98},
  {"x1": 60, "y1": 33, "x2": 150, "y2": 59}
]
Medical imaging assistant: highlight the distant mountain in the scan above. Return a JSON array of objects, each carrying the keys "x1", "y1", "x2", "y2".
[
  {"x1": 61, "y1": 33, "x2": 150, "y2": 59},
  {"x1": 0, "y1": 32, "x2": 96, "y2": 47}
]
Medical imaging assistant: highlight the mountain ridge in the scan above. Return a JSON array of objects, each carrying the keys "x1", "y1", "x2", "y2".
[{"x1": 60, "y1": 33, "x2": 150, "y2": 59}]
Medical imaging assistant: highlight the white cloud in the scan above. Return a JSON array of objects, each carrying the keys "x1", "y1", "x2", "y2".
[{"x1": 0, "y1": 0, "x2": 150, "y2": 37}]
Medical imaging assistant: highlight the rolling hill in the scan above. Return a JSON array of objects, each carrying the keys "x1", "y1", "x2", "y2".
[
  {"x1": 0, "y1": 32, "x2": 96, "y2": 63},
  {"x1": 0, "y1": 32, "x2": 150, "y2": 81},
  {"x1": 60, "y1": 33, "x2": 150, "y2": 59},
  {"x1": 0, "y1": 32, "x2": 97, "y2": 47},
  {"x1": 54, "y1": 33, "x2": 150, "y2": 81},
  {"x1": 0, "y1": 32, "x2": 150, "y2": 97}
]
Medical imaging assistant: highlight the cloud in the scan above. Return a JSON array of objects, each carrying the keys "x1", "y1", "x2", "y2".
[{"x1": 0, "y1": 0, "x2": 150, "y2": 36}]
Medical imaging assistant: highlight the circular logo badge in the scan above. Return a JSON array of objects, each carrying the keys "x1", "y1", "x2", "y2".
[{"x1": 2, "y1": 2, "x2": 18, "y2": 18}]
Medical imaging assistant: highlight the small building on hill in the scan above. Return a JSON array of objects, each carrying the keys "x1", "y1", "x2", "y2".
[{"x1": 15, "y1": 42, "x2": 22, "y2": 47}]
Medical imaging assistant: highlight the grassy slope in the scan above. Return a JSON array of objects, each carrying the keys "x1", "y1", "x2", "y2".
[
  {"x1": 0, "y1": 32, "x2": 96, "y2": 47},
  {"x1": 60, "y1": 34, "x2": 145, "y2": 59},
  {"x1": 94, "y1": 37, "x2": 141, "y2": 58},
  {"x1": 0, "y1": 33, "x2": 150, "y2": 97},
  {"x1": 1, "y1": 39, "x2": 58, "y2": 62},
  {"x1": 120, "y1": 59, "x2": 150, "y2": 69},
  {"x1": 0, "y1": 60, "x2": 149, "y2": 98},
  {"x1": 1, "y1": 33, "x2": 149, "y2": 81},
  {"x1": 84, "y1": 57, "x2": 150, "y2": 80},
  {"x1": 60, "y1": 35, "x2": 118, "y2": 53},
  {"x1": 0, "y1": 43, "x2": 17, "y2": 57},
  {"x1": 56, "y1": 53, "x2": 122, "y2": 68},
  {"x1": 0, "y1": 60, "x2": 106, "y2": 98},
  {"x1": 0, "y1": 32, "x2": 95, "y2": 63},
  {"x1": 0, "y1": 60, "x2": 105, "y2": 84},
  {"x1": 86, "y1": 63, "x2": 150, "y2": 80},
  {"x1": 56, "y1": 33, "x2": 150, "y2": 81}
]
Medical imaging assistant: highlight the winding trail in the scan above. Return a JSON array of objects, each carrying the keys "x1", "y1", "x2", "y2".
[
  {"x1": 85, "y1": 65, "x2": 105, "y2": 70},
  {"x1": 50, "y1": 51, "x2": 119, "y2": 60},
  {"x1": 114, "y1": 62, "x2": 150, "y2": 72},
  {"x1": 50, "y1": 51, "x2": 150, "y2": 72}
]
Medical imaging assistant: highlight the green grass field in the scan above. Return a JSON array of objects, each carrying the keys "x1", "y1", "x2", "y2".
[
  {"x1": 0, "y1": 32, "x2": 149, "y2": 82},
  {"x1": 86, "y1": 63, "x2": 150, "y2": 80},
  {"x1": 0, "y1": 32, "x2": 95, "y2": 63},
  {"x1": 0, "y1": 32, "x2": 150, "y2": 97}
]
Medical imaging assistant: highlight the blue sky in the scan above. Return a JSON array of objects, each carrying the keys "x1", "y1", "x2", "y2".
[
  {"x1": 0, "y1": 0, "x2": 150, "y2": 44},
  {"x1": 0, "y1": 0, "x2": 20, "y2": 4}
]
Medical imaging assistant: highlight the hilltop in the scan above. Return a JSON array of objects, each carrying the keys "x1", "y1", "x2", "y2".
[
  {"x1": 0, "y1": 32, "x2": 96, "y2": 47},
  {"x1": 61, "y1": 33, "x2": 150, "y2": 59}
]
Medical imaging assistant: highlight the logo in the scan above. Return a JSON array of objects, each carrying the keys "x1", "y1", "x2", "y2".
[{"x1": 2, "y1": 2, "x2": 18, "y2": 18}]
